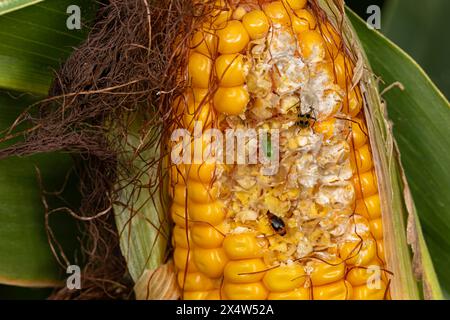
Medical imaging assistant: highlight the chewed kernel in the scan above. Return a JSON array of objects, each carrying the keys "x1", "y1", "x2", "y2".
[
  {"x1": 298, "y1": 30, "x2": 326, "y2": 62},
  {"x1": 188, "y1": 52, "x2": 212, "y2": 88}
]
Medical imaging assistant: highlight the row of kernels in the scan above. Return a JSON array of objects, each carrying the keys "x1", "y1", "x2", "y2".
[
  {"x1": 173, "y1": 5, "x2": 232, "y2": 295},
  {"x1": 350, "y1": 132, "x2": 386, "y2": 258},
  {"x1": 222, "y1": 233, "x2": 354, "y2": 300},
  {"x1": 189, "y1": 27, "x2": 249, "y2": 116},
  {"x1": 176, "y1": 228, "x2": 382, "y2": 300},
  {"x1": 268, "y1": 280, "x2": 352, "y2": 300},
  {"x1": 223, "y1": 278, "x2": 386, "y2": 300},
  {"x1": 182, "y1": 279, "x2": 385, "y2": 300}
]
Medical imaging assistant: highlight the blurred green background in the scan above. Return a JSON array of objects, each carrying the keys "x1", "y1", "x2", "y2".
[{"x1": 348, "y1": 0, "x2": 450, "y2": 99}]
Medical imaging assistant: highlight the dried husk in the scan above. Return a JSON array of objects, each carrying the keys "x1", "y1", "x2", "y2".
[{"x1": 134, "y1": 261, "x2": 180, "y2": 300}]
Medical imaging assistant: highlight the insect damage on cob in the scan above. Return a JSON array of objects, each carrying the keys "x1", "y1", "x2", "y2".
[{"x1": 169, "y1": 0, "x2": 391, "y2": 300}]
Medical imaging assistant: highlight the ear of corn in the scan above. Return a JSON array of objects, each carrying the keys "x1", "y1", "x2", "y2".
[{"x1": 167, "y1": 0, "x2": 428, "y2": 300}]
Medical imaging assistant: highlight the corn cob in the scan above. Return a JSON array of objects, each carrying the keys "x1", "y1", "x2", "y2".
[{"x1": 169, "y1": 0, "x2": 390, "y2": 300}]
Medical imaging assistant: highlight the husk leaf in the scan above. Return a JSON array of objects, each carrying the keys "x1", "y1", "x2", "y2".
[
  {"x1": 134, "y1": 261, "x2": 180, "y2": 300},
  {"x1": 113, "y1": 115, "x2": 170, "y2": 282}
]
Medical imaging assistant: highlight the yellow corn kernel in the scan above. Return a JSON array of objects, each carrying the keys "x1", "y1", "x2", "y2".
[
  {"x1": 217, "y1": 20, "x2": 249, "y2": 54},
  {"x1": 355, "y1": 194, "x2": 381, "y2": 220},
  {"x1": 312, "y1": 280, "x2": 353, "y2": 300},
  {"x1": 173, "y1": 225, "x2": 190, "y2": 249},
  {"x1": 174, "y1": 247, "x2": 198, "y2": 272},
  {"x1": 263, "y1": 1, "x2": 290, "y2": 26},
  {"x1": 298, "y1": 30, "x2": 326, "y2": 62},
  {"x1": 206, "y1": 289, "x2": 221, "y2": 300},
  {"x1": 183, "y1": 291, "x2": 210, "y2": 300},
  {"x1": 191, "y1": 223, "x2": 225, "y2": 249},
  {"x1": 333, "y1": 53, "x2": 351, "y2": 89},
  {"x1": 291, "y1": 9, "x2": 316, "y2": 33},
  {"x1": 320, "y1": 22, "x2": 342, "y2": 58},
  {"x1": 183, "y1": 102, "x2": 213, "y2": 131},
  {"x1": 187, "y1": 180, "x2": 218, "y2": 203},
  {"x1": 340, "y1": 238, "x2": 377, "y2": 266},
  {"x1": 268, "y1": 287, "x2": 310, "y2": 300},
  {"x1": 377, "y1": 240, "x2": 386, "y2": 262},
  {"x1": 171, "y1": 203, "x2": 187, "y2": 226},
  {"x1": 188, "y1": 200, "x2": 225, "y2": 225},
  {"x1": 222, "y1": 282, "x2": 268, "y2": 300},
  {"x1": 354, "y1": 198, "x2": 370, "y2": 219},
  {"x1": 191, "y1": 29, "x2": 217, "y2": 57},
  {"x1": 210, "y1": 0, "x2": 232, "y2": 27},
  {"x1": 193, "y1": 247, "x2": 228, "y2": 278},
  {"x1": 283, "y1": 0, "x2": 307, "y2": 10},
  {"x1": 344, "y1": 86, "x2": 363, "y2": 117},
  {"x1": 263, "y1": 264, "x2": 306, "y2": 292},
  {"x1": 314, "y1": 118, "x2": 336, "y2": 141},
  {"x1": 353, "y1": 280, "x2": 387, "y2": 300},
  {"x1": 346, "y1": 260, "x2": 382, "y2": 286},
  {"x1": 224, "y1": 259, "x2": 267, "y2": 283},
  {"x1": 223, "y1": 233, "x2": 264, "y2": 260},
  {"x1": 242, "y1": 10, "x2": 270, "y2": 40},
  {"x1": 187, "y1": 162, "x2": 216, "y2": 183},
  {"x1": 188, "y1": 52, "x2": 212, "y2": 88},
  {"x1": 171, "y1": 183, "x2": 187, "y2": 205},
  {"x1": 370, "y1": 218, "x2": 383, "y2": 240},
  {"x1": 177, "y1": 272, "x2": 214, "y2": 291},
  {"x1": 350, "y1": 117, "x2": 368, "y2": 149},
  {"x1": 213, "y1": 86, "x2": 249, "y2": 115},
  {"x1": 350, "y1": 144, "x2": 373, "y2": 174},
  {"x1": 184, "y1": 87, "x2": 209, "y2": 106},
  {"x1": 309, "y1": 257, "x2": 346, "y2": 286},
  {"x1": 215, "y1": 53, "x2": 246, "y2": 87},
  {"x1": 353, "y1": 170, "x2": 378, "y2": 199}
]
